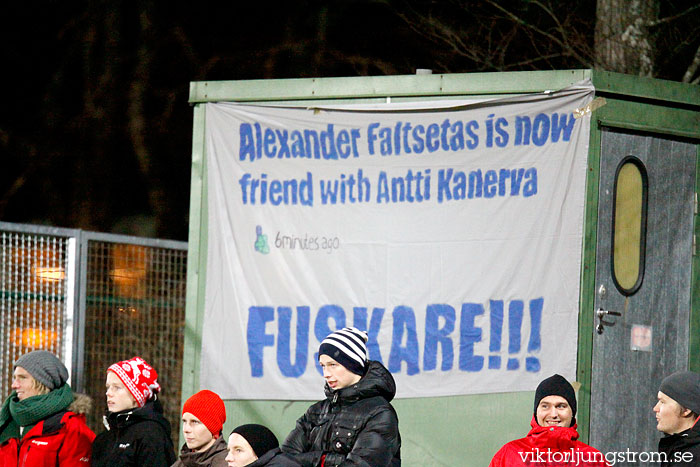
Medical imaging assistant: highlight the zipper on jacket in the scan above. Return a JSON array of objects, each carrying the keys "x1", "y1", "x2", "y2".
[
  {"x1": 20, "y1": 444, "x2": 30, "y2": 467},
  {"x1": 19, "y1": 420, "x2": 64, "y2": 466}
]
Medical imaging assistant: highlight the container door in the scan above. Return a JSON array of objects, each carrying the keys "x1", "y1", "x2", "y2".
[{"x1": 589, "y1": 128, "x2": 696, "y2": 462}]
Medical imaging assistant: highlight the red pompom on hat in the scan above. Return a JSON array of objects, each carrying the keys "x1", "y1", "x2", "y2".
[
  {"x1": 182, "y1": 390, "x2": 226, "y2": 437},
  {"x1": 108, "y1": 356, "x2": 160, "y2": 408}
]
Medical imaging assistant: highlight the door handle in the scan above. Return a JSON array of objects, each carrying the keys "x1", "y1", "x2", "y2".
[{"x1": 596, "y1": 308, "x2": 621, "y2": 334}]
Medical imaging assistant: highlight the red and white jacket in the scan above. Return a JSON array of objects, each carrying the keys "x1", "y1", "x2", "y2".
[{"x1": 0, "y1": 400, "x2": 95, "y2": 467}]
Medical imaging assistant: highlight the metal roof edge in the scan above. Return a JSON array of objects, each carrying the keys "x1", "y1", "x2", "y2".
[
  {"x1": 188, "y1": 69, "x2": 592, "y2": 104},
  {"x1": 591, "y1": 69, "x2": 699, "y2": 108}
]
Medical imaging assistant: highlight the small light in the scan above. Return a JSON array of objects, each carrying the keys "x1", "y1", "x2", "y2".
[
  {"x1": 12, "y1": 328, "x2": 58, "y2": 348},
  {"x1": 117, "y1": 306, "x2": 139, "y2": 316},
  {"x1": 110, "y1": 245, "x2": 149, "y2": 298},
  {"x1": 34, "y1": 266, "x2": 66, "y2": 282}
]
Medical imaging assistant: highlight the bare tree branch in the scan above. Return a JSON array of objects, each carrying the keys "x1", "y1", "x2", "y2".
[
  {"x1": 484, "y1": 0, "x2": 593, "y2": 66},
  {"x1": 485, "y1": 0, "x2": 563, "y2": 45},
  {"x1": 128, "y1": 7, "x2": 153, "y2": 180},
  {"x1": 682, "y1": 42, "x2": 700, "y2": 83},
  {"x1": 0, "y1": 175, "x2": 27, "y2": 217},
  {"x1": 506, "y1": 53, "x2": 571, "y2": 69},
  {"x1": 393, "y1": 4, "x2": 497, "y2": 69},
  {"x1": 649, "y1": 3, "x2": 700, "y2": 27}
]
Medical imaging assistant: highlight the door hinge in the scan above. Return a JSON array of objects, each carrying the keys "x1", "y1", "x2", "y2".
[{"x1": 695, "y1": 192, "x2": 698, "y2": 215}]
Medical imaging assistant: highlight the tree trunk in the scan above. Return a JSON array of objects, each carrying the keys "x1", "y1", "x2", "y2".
[{"x1": 595, "y1": 0, "x2": 658, "y2": 76}]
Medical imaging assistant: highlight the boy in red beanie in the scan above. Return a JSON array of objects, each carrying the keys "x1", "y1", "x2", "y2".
[{"x1": 173, "y1": 389, "x2": 228, "y2": 467}]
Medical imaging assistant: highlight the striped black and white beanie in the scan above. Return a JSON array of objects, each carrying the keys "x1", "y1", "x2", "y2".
[{"x1": 319, "y1": 327, "x2": 369, "y2": 376}]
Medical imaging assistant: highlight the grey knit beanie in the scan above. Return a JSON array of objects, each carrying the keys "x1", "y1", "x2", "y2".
[
  {"x1": 660, "y1": 371, "x2": 700, "y2": 414},
  {"x1": 14, "y1": 350, "x2": 69, "y2": 390}
]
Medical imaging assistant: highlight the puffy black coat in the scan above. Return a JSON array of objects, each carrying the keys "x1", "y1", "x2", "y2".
[
  {"x1": 658, "y1": 421, "x2": 700, "y2": 466},
  {"x1": 246, "y1": 447, "x2": 302, "y2": 466},
  {"x1": 92, "y1": 398, "x2": 177, "y2": 467},
  {"x1": 281, "y1": 361, "x2": 401, "y2": 467}
]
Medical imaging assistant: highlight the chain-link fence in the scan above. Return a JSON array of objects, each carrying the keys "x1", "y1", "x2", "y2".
[{"x1": 0, "y1": 222, "x2": 187, "y2": 451}]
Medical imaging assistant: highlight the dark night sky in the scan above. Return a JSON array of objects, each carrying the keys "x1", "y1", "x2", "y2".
[
  {"x1": 1, "y1": 1, "x2": 695, "y2": 241},
  {"x1": 0, "y1": 1, "x2": 447, "y2": 241}
]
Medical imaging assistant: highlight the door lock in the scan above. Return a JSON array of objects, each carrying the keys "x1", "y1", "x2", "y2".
[{"x1": 596, "y1": 308, "x2": 621, "y2": 334}]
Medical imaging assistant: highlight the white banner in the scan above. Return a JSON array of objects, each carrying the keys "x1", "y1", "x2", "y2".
[{"x1": 200, "y1": 80, "x2": 594, "y2": 400}]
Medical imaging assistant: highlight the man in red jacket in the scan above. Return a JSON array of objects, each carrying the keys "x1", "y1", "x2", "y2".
[
  {"x1": 489, "y1": 374, "x2": 609, "y2": 466},
  {"x1": 0, "y1": 350, "x2": 95, "y2": 466}
]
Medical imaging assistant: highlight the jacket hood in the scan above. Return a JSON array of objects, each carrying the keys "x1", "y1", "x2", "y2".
[
  {"x1": 527, "y1": 415, "x2": 580, "y2": 448},
  {"x1": 493, "y1": 417, "x2": 606, "y2": 466},
  {"x1": 324, "y1": 360, "x2": 396, "y2": 403},
  {"x1": 68, "y1": 392, "x2": 93, "y2": 416},
  {"x1": 103, "y1": 397, "x2": 171, "y2": 435}
]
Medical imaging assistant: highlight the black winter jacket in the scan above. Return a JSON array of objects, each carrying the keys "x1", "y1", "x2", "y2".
[
  {"x1": 247, "y1": 447, "x2": 302, "y2": 467},
  {"x1": 659, "y1": 420, "x2": 700, "y2": 466},
  {"x1": 281, "y1": 361, "x2": 401, "y2": 467},
  {"x1": 92, "y1": 398, "x2": 177, "y2": 467}
]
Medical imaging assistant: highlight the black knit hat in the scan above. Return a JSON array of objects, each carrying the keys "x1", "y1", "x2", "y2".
[
  {"x1": 534, "y1": 374, "x2": 577, "y2": 420},
  {"x1": 659, "y1": 371, "x2": 700, "y2": 414},
  {"x1": 318, "y1": 327, "x2": 369, "y2": 376},
  {"x1": 231, "y1": 424, "x2": 279, "y2": 458},
  {"x1": 14, "y1": 350, "x2": 69, "y2": 390}
]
